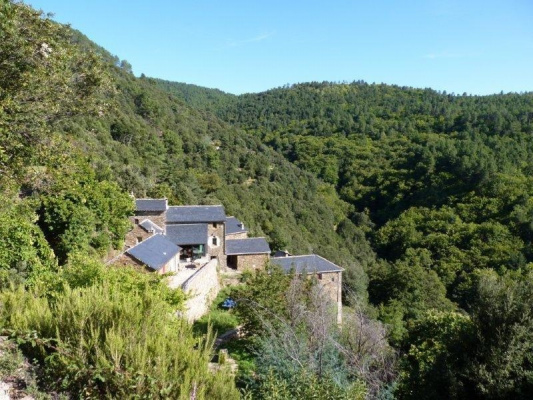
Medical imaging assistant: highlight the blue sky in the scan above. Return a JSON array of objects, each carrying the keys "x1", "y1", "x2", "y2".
[{"x1": 28, "y1": 0, "x2": 533, "y2": 95}]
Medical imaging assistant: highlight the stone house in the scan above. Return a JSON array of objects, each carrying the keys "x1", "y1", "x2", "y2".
[
  {"x1": 225, "y1": 216, "x2": 248, "y2": 239},
  {"x1": 226, "y1": 237, "x2": 271, "y2": 271},
  {"x1": 125, "y1": 198, "x2": 168, "y2": 248},
  {"x1": 114, "y1": 234, "x2": 181, "y2": 275},
  {"x1": 271, "y1": 254, "x2": 344, "y2": 323},
  {"x1": 166, "y1": 205, "x2": 226, "y2": 266}
]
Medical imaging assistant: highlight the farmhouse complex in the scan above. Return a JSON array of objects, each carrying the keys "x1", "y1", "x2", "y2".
[{"x1": 111, "y1": 198, "x2": 344, "y2": 321}]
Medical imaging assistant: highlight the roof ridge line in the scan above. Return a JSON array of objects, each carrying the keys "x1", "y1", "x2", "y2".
[
  {"x1": 227, "y1": 236, "x2": 267, "y2": 240},
  {"x1": 140, "y1": 218, "x2": 163, "y2": 229},
  {"x1": 168, "y1": 204, "x2": 223, "y2": 207},
  {"x1": 273, "y1": 254, "x2": 315, "y2": 258}
]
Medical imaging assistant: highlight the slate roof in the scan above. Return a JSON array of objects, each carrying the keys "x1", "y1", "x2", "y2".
[
  {"x1": 225, "y1": 216, "x2": 248, "y2": 235},
  {"x1": 226, "y1": 237, "x2": 270, "y2": 255},
  {"x1": 166, "y1": 224, "x2": 208, "y2": 246},
  {"x1": 135, "y1": 198, "x2": 167, "y2": 212},
  {"x1": 271, "y1": 254, "x2": 344, "y2": 274},
  {"x1": 139, "y1": 219, "x2": 164, "y2": 234},
  {"x1": 166, "y1": 205, "x2": 226, "y2": 223},
  {"x1": 126, "y1": 235, "x2": 181, "y2": 271}
]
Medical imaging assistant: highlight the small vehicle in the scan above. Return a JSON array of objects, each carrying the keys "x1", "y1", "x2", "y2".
[{"x1": 221, "y1": 298, "x2": 237, "y2": 309}]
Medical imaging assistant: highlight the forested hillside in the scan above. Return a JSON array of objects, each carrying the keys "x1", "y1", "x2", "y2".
[
  {"x1": 3, "y1": 0, "x2": 533, "y2": 397},
  {"x1": 158, "y1": 80, "x2": 533, "y2": 398},
  {"x1": 0, "y1": 2, "x2": 373, "y2": 398}
]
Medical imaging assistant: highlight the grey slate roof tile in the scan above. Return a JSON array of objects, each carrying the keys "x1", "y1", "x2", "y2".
[
  {"x1": 166, "y1": 224, "x2": 208, "y2": 246},
  {"x1": 166, "y1": 205, "x2": 225, "y2": 223},
  {"x1": 225, "y1": 216, "x2": 248, "y2": 235},
  {"x1": 135, "y1": 198, "x2": 167, "y2": 212},
  {"x1": 139, "y1": 219, "x2": 164, "y2": 234},
  {"x1": 226, "y1": 237, "x2": 270, "y2": 255},
  {"x1": 126, "y1": 234, "x2": 181, "y2": 271},
  {"x1": 271, "y1": 254, "x2": 343, "y2": 274}
]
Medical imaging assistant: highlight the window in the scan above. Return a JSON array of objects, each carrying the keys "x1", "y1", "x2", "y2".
[
  {"x1": 137, "y1": 236, "x2": 143, "y2": 243},
  {"x1": 331, "y1": 276, "x2": 335, "y2": 282},
  {"x1": 134, "y1": 218, "x2": 139, "y2": 224},
  {"x1": 318, "y1": 273, "x2": 323, "y2": 280},
  {"x1": 213, "y1": 223, "x2": 218, "y2": 228},
  {"x1": 212, "y1": 237, "x2": 218, "y2": 246}
]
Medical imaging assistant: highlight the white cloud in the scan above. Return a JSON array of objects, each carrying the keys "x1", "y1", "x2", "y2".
[{"x1": 224, "y1": 31, "x2": 275, "y2": 49}]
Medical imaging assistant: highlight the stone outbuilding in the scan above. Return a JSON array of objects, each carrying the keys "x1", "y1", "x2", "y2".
[
  {"x1": 271, "y1": 254, "x2": 344, "y2": 323},
  {"x1": 115, "y1": 234, "x2": 181, "y2": 275},
  {"x1": 226, "y1": 237, "x2": 270, "y2": 271}
]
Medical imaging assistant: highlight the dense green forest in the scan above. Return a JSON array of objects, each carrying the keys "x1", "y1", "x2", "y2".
[
  {"x1": 2, "y1": 0, "x2": 533, "y2": 398},
  {"x1": 156, "y1": 80, "x2": 533, "y2": 397}
]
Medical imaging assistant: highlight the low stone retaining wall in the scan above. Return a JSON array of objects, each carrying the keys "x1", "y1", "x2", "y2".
[{"x1": 181, "y1": 259, "x2": 220, "y2": 322}]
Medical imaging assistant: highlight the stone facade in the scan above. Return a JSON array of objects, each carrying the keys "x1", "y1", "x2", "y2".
[
  {"x1": 135, "y1": 211, "x2": 166, "y2": 227},
  {"x1": 229, "y1": 253, "x2": 269, "y2": 271},
  {"x1": 226, "y1": 231, "x2": 248, "y2": 240},
  {"x1": 124, "y1": 212, "x2": 166, "y2": 249},
  {"x1": 208, "y1": 222, "x2": 226, "y2": 267},
  {"x1": 315, "y1": 271, "x2": 343, "y2": 324}
]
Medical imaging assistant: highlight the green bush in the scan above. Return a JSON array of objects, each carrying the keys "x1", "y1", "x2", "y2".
[{"x1": 0, "y1": 281, "x2": 238, "y2": 399}]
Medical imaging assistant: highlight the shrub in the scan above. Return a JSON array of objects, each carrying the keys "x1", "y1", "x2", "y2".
[{"x1": 0, "y1": 281, "x2": 238, "y2": 399}]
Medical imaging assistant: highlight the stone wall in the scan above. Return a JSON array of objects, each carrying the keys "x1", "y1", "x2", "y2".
[
  {"x1": 138, "y1": 211, "x2": 166, "y2": 227},
  {"x1": 226, "y1": 232, "x2": 248, "y2": 240},
  {"x1": 236, "y1": 253, "x2": 269, "y2": 271},
  {"x1": 124, "y1": 220, "x2": 152, "y2": 249},
  {"x1": 112, "y1": 252, "x2": 144, "y2": 268},
  {"x1": 181, "y1": 259, "x2": 220, "y2": 322}
]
